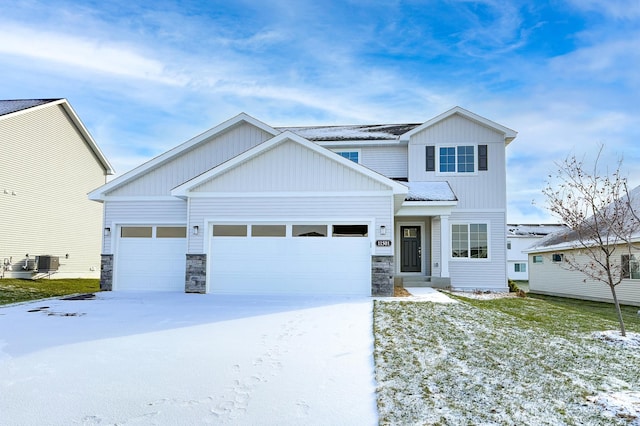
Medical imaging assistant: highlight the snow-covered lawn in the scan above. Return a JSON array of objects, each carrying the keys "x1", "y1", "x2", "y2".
[
  {"x1": 0, "y1": 292, "x2": 377, "y2": 425},
  {"x1": 374, "y1": 295, "x2": 640, "y2": 425}
]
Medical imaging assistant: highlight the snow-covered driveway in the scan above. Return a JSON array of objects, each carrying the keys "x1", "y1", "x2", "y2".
[{"x1": 0, "y1": 292, "x2": 377, "y2": 425}]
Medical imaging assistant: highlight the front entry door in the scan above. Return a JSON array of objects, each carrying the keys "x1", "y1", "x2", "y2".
[{"x1": 401, "y1": 226, "x2": 421, "y2": 272}]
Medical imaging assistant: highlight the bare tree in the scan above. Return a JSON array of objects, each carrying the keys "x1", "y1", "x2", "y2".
[{"x1": 543, "y1": 146, "x2": 640, "y2": 336}]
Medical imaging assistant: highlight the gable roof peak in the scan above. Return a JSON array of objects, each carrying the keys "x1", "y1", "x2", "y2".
[{"x1": 400, "y1": 106, "x2": 518, "y2": 144}]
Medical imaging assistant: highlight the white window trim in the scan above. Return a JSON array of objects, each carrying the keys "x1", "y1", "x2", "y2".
[
  {"x1": 449, "y1": 221, "x2": 490, "y2": 261},
  {"x1": 331, "y1": 149, "x2": 361, "y2": 163},
  {"x1": 436, "y1": 144, "x2": 478, "y2": 176}
]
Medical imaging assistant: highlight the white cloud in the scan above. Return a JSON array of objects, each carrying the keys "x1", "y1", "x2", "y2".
[
  {"x1": 0, "y1": 23, "x2": 188, "y2": 86},
  {"x1": 565, "y1": 0, "x2": 640, "y2": 19}
]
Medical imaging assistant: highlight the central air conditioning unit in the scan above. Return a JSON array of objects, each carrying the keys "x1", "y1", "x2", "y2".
[{"x1": 37, "y1": 255, "x2": 60, "y2": 272}]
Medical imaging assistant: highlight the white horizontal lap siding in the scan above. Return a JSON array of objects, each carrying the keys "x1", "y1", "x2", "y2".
[
  {"x1": 408, "y1": 115, "x2": 507, "y2": 209},
  {"x1": 360, "y1": 146, "x2": 408, "y2": 179},
  {"x1": 188, "y1": 195, "x2": 392, "y2": 255},
  {"x1": 107, "y1": 123, "x2": 274, "y2": 196},
  {"x1": 0, "y1": 104, "x2": 106, "y2": 278},
  {"x1": 529, "y1": 249, "x2": 640, "y2": 306},
  {"x1": 448, "y1": 211, "x2": 507, "y2": 290},
  {"x1": 103, "y1": 200, "x2": 187, "y2": 253}
]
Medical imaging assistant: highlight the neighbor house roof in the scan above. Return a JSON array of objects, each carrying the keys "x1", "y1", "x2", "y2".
[
  {"x1": 0, "y1": 98, "x2": 114, "y2": 175},
  {"x1": 0, "y1": 99, "x2": 59, "y2": 116},
  {"x1": 525, "y1": 185, "x2": 640, "y2": 253},
  {"x1": 507, "y1": 224, "x2": 567, "y2": 237}
]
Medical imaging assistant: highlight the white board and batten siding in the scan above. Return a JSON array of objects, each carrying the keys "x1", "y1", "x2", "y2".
[
  {"x1": 448, "y1": 210, "x2": 508, "y2": 291},
  {"x1": 407, "y1": 114, "x2": 507, "y2": 210},
  {"x1": 106, "y1": 123, "x2": 274, "y2": 197},
  {"x1": 529, "y1": 249, "x2": 640, "y2": 306},
  {"x1": 0, "y1": 103, "x2": 107, "y2": 278}
]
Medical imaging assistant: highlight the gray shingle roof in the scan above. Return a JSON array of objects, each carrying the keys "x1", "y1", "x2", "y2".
[
  {"x1": 277, "y1": 123, "x2": 421, "y2": 141},
  {"x1": 0, "y1": 99, "x2": 61, "y2": 117}
]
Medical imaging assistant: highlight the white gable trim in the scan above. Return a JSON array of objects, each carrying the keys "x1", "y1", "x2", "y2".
[
  {"x1": 171, "y1": 131, "x2": 409, "y2": 197},
  {"x1": 88, "y1": 113, "x2": 280, "y2": 201},
  {"x1": 399, "y1": 106, "x2": 517, "y2": 144},
  {"x1": 1, "y1": 99, "x2": 114, "y2": 175}
]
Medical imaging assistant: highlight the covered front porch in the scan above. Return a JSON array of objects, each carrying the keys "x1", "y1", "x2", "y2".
[{"x1": 394, "y1": 182, "x2": 458, "y2": 289}]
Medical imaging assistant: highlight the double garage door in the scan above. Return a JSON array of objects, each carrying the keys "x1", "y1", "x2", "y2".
[
  {"x1": 115, "y1": 223, "x2": 372, "y2": 295},
  {"x1": 209, "y1": 223, "x2": 372, "y2": 295}
]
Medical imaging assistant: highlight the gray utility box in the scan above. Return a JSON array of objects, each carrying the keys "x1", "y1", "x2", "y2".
[{"x1": 38, "y1": 255, "x2": 60, "y2": 272}]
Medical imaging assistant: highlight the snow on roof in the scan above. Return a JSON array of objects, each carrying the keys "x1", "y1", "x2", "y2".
[
  {"x1": 527, "y1": 184, "x2": 640, "y2": 252},
  {"x1": 0, "y1": 99, "x2": 60, "y2": 117},
  {"x1": 278, "y1": 123, "x2": 421, "y2": 141},
  {"x1": 507, "y1": 224, "x2": 567, "y2": 236},
  {"x1": 405, "y1": 181, "x2": 457, "y2": 202}
]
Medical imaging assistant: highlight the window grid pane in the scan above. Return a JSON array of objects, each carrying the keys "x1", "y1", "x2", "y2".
[
  {"x1": 457, "y1": 145, "x2": 475, "y2": 173},
  {"x1": 439, "y1": 147, "x2": 456, "y2": 172},
  {"x1": 337, "y1": 151, "x2": 359, "y2": 163},
  {"x1": 451, "y1": 224, "x2": 468, "y2": 258},
  {"x1": 469, "y1": 223, "x2": 487, "y2": 258}
]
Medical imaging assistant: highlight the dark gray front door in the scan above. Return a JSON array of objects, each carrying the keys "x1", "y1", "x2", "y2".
[{"x1": 401, "y1": 226, "x2": 421, "y2": 272}]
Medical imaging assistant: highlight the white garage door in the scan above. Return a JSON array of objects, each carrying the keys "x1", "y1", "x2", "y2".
[
  {"x1": 209, "y1": 224, "x2": 371, "y2": 295},
  {"x1": 115, "y1": 226, "x2": 187, "y2": 291}
]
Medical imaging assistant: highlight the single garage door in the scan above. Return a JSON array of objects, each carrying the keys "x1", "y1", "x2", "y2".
[
  {"x1": 209, "y1": 224, "x2": 371, "y2": 295},
  {"x1": 115, "y1": 225, "x2": 187, "y2": 291}
]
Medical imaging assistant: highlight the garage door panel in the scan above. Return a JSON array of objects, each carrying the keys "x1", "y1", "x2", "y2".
[
  {"x1": 116, "y1": 227, "x2": 186, "y2": 292},
  {"x1": 210, "y1": 235, "x2": 371, "y2": 295}
]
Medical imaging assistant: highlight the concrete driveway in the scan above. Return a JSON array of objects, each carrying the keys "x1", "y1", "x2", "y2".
[{"x1": 0, "y1": 292, "x2": 377, "y2": 425}]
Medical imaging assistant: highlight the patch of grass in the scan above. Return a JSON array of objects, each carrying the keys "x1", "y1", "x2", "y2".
[
  {"x1": 374, "y1": 296, "x2": 640, "y2": 425},
  {"x1": 0, "y1": 278, "x2": 99, "y2": 305},
  {"x1": 449, "y1": 293, "x2": 640, "y2": 335}
]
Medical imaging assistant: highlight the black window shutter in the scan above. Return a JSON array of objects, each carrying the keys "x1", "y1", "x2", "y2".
[
  {"x1": 622, "y1": 254, "x2": 630, "y2": 279},
  {"x1": 478, "y1": 145, "x2": 488, "y2": 171},
  {"x1": 426, "y1": 146, "x2": 435, "y2": 171}
]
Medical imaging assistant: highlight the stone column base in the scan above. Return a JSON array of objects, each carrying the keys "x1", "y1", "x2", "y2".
[
  {"x1": 371, "y1": 256, "x2": 394, "y2": 296},
  {"x1": 100, "y1": 254, "x2": 113, "y2": 291},
  {"x1": 185, "y1": 254, "x2": 206, "y2": 293}
]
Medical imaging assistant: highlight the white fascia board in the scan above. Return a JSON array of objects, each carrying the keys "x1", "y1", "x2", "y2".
[
  {"x1": 171, "y1": 131, "x2": 409, "y2": 197},
  {"x1": 396, "y1": 201, "x2": 458, "y2": 217},
  {"x1": 185, "y1": 190, "x2": 395, "y2": 198},
  {"x1": 399, "y1": 106, "x2": 518, "y2": 144},
  {"x1": 88, "y1": 113, "x2": 280, "y2": 201},
  {"x1": 522, "y1": 236, "x2": 640, "y2": 254},
  {"x1": 58, "y1": 100, "x2": 115, "y2": 175}
]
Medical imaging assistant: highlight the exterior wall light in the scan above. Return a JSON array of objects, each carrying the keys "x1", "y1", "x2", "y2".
[
  {"x1": 193, "y1": 225, "x2": 199, "y2": 235},
  {"x1": 104, "y1": 228, "x2": 111, "y2": 236},
  {"x1": 380, "y1": 225, "x2": 386, "y2": 235}
]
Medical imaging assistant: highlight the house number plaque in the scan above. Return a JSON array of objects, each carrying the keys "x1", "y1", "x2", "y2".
[{"x1": 376, "y1": 240, "x2": 392, "y2": 247}]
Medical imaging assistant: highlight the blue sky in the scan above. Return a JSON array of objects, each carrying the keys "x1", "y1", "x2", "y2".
[{"x1": 2, "y1": 0, "x2": 639, "y2": 223}]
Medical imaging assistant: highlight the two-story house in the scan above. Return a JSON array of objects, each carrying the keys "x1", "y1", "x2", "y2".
[
  {"x1": 506, "y1": 224, "x2": 566, "y2": 281},
  {"x1": 89, "y1": 107, "x2": 516, "y2": 296},
  {"x1": 1, "y1": 99, "x2": 113, "y2": 279}
]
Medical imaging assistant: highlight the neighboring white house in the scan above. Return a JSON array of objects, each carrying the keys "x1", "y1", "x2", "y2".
[
  {"x1": 506, "y1": 224, "x2": 566, "y2": 280},
  {"x1": 525, "y1": 186, "x2": 640, "y2": 306},
  {"x1": 0, "y1": 99, "x2": 114, "y2": 279},
  {"x1": 89, "y1": 107, "x2": 517, "y2": 296}
]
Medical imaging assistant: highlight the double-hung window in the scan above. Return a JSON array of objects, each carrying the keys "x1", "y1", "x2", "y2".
[
  {"x1": 514, "y1": 263, "x2": 526, "y2": 272},
  {"x1": 439, "y1": 145, "x2": 475, "y2": 173},
  {"x1": 622, "y1": 254, "x2": 640, "y2": 279},
  {"x1": 451, "y1": 223, "x2": 488, "y2": 259}
]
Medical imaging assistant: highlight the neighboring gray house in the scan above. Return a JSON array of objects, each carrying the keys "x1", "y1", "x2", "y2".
[
  {"x1": 0, "y1": 99, "x2": 113, "y2": 279},
  {"x1": 89, "y1": 107, "x2": 517, "y2": 296},
  {"x1": 525, "y1": 186, "x2": 640, "y2": 306},
  {"x1": 506, "y1": 224, "x2": 566, "y2": 280}
]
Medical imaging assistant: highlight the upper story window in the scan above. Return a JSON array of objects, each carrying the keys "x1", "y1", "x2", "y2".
[
  {"x1": 426, "y1": 144, "x2": 487, "y2": 173},
  {"x1": 440, "y1": 145, "x2": 474, "y2": 173},
  {"x1": 334, "y1": 151, "x2": 359, "y2": 163}
]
